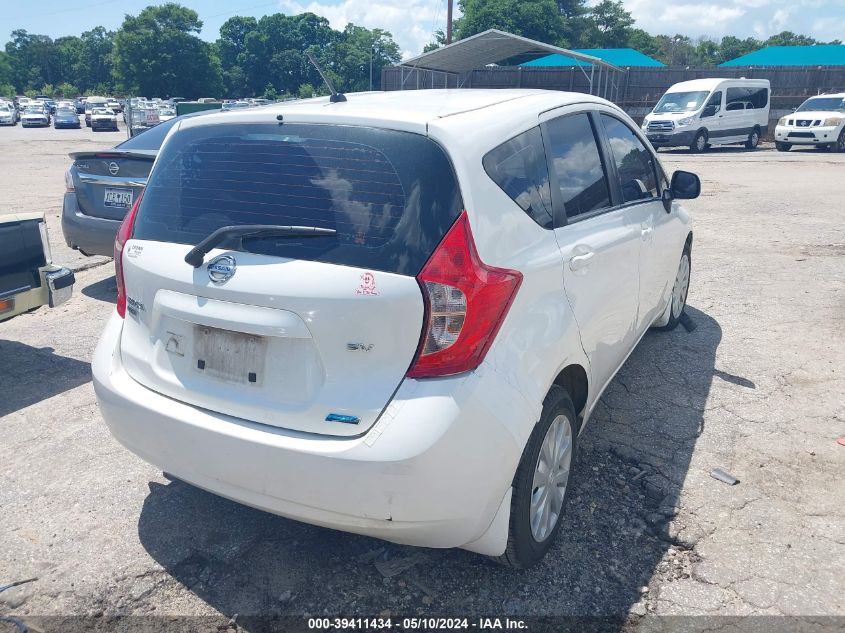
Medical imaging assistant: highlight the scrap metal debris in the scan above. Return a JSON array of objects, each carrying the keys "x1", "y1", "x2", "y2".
[{"x1": 710, "y1": 468, "x2": 739, "y2": 485}]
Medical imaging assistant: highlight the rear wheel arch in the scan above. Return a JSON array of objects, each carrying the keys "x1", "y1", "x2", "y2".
[{"x1": 553, "y1": 364, "x2": 588, "y2": 420}]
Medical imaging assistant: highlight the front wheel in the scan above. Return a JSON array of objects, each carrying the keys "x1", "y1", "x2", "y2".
[
  {"x1": 834, "y1": 129, "x2": 845, "y2": 153},
  {"x1": 690, "y1": 131, "x2": 708, "y2": 153},
  {"x1": 775, "y1": 141, "x2": 791, "y2": 152},
  {"x1": 656, "y1": 246, "x2": 691, "y2": 331},
  {"x1": 494, "y1": 385, "x2": 578, "y2": 569}
]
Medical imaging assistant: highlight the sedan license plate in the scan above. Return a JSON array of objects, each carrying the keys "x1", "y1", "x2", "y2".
[
  {"x1": 193, "y1": 325, "x2": 267, "y2": 385},
  {"x1": 104, "y1": 187, "x2": 132, "y2": 208}
]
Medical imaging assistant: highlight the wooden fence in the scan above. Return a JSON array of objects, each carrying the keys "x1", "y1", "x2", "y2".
[{"x1": 382, "y1": 65, "x2": 845, "y2": 110}]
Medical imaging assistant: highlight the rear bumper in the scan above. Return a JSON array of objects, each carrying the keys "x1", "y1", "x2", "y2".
[
  {"x1": 61, "y1": 192, "x2": 122, "y2": 257},
  {"x1": 93, "y1": 314, "x2": 528, "y2": 553},
  {"x1": 0, "y1": 265, "x2": 74, "y2": 323}
]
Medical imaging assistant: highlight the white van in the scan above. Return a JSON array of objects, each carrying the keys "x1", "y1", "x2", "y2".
[{"x1": 641, "y1": 78, "x2": 770, "y2": 152}]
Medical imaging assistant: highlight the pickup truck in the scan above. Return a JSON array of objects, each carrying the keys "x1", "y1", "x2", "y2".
[{"x1": 1, "y1": 213, "x2": 75, "y2": 323}]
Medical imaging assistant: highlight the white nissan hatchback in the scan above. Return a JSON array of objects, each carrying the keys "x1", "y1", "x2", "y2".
[{"x1": 93, "y1": 89, "x2": 698, "y2": 568}]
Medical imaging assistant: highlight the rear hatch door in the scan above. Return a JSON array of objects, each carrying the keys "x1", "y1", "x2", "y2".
[{"x1": 119, "y1": 120, "x2": 462, "y2": 437}]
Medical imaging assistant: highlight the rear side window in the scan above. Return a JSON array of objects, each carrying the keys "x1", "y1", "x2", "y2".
[
  {"x1": 727, "y1": 86, "x2": 768, "y2": 110},
  {"x1": 544, "y1": 113, "x2": 611, "y2": 220},
  {"x1": 483, "y1": 127, "x2": 553, "y2": 229},
  {"x1": 133, "y1": 123, "x2": 462, "y2": 276},
  {"x1": 600, "y1": 115, "x2": 658, "y2": 204}
]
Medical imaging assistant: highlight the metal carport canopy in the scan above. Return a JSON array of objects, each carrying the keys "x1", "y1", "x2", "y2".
[{"x1": 400, "y1": 29, "x2": 624, "y2": 74}]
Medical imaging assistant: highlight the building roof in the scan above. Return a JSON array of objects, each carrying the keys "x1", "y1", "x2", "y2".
[
  {"x1": 521, "y1": 48, "x2": 665, "y2": 68},
  {"x1": 720, "y1": 45, "x2": 845, "y2": 67},
  {"x1": 400, "y1": 29, "x2": 623, "y2": 74}
]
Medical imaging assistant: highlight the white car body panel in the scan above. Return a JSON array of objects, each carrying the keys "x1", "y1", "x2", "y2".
[{"x1": 93, "y1": 89, "x2": 693, "y2": 555}]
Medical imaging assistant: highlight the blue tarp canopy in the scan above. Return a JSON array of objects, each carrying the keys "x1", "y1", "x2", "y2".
[
  {"x1": 521, "y1": 48, "x2": 665, "y2": 68},
  {"x1": 720, "y1": 45, "x2": 845, "y2": 67}
]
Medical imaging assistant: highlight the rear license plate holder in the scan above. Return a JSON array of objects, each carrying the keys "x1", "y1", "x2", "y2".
[
  {"x1": 193, "y1": 325, "x2": 267, "y2": 385},
  {"x1": 104, "y1": 187, "x2": 133, "y2": 208}
]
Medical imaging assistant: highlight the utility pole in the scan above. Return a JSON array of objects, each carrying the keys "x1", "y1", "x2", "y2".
[{"x1": 446, "y1": 0, "x2": 453, "y2": 45}]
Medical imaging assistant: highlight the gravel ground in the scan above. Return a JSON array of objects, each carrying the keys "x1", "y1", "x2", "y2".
[{"x1": 0, "y1": 122, "x2": 843, "y2": 631}]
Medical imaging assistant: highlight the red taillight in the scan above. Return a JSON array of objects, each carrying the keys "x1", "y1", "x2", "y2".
[
  {"x1": 407, "y1": 212, "x2": 522, "y2": 379},
  {"x1": 115, "y1": 190, "x2": 143, "y2": 318}
]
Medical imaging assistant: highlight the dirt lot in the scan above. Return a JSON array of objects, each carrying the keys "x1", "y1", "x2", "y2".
[{"x1": 1, "y1": 121, "x2": 843, "y2": 630}]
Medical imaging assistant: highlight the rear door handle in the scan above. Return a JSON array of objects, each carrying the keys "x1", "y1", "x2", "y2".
[
  {"x1": 569, "y1": 251, "x2": 595, "y2": 271},
  {"x1": 641, "y1": 224, "x2": 653, "y2": 240}
]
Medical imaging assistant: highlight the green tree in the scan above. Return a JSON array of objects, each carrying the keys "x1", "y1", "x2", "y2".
[
  {"x1": 583, "y1": 0, "x2": 634, "y2": 48},
  {"x1": 323, "y1": 24, "x2": 401, "y2": 92},
  {"x1": 113, "y1": 3, "x2": 222, "y2": 97},
  {"x1": 0, "y1": 52, "x2": 13, "y2": 86},
  {"x1": 423, "y1": 30, "x2": 446, "y2": 53},
  {"x1": 764, "y1": 31, "x2": 817, "y2": 47},
  {"x1": 717, "y1": 35, "x2": 761, "y2": 63},
  {"x1": 217, "y1": 16, "x2": 258, "y2": 96},
  {"x1": 55, "y1": 81, "x2": 79, "y2": 97},
  {"x1": 627, "y1": 28, "x2": 661, "y2": 58},
  {"x1": 4, "y1": 30, "x2": 59, "y2": 90},
  {"x1": 76, "y1": 27, "x2": 115, "y2": 92},
  {"x1": 455, "y1": 0, "x2": 567, "y2": 46},
  {"x1": 298, "y1": 83, "x2": 314, "y2": 99},
  {"x1": 693, "y1": 37, "x2": 719, "y2": 66},
  {"x1": 263, "y1": 82, "x2": 278, "y2": 99}
]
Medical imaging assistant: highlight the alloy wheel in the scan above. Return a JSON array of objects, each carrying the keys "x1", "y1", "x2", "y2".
[{"x1": 529, "y1": 414, "x2": 573, "y2": 543}]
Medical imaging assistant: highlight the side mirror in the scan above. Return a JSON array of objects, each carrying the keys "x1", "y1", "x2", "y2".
[
  {"x1": 701, "y1": 105, "x2": 717, "y2": 118},
  {"x1": 662, "y1": 170, "x2": 700, "y2": 212},
  {"x1": 671, "y1": 170, "x2": 701, "y2": 200}
]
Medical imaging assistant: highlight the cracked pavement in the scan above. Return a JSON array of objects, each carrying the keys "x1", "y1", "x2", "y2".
[{"x1": 0, "y1": 125, "x2": 843, "y2": 630}]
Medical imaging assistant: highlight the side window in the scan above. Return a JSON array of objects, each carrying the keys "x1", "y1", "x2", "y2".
[
  {"x1": 544, "y1": 113, "x2": 611, "y2": 220},
  {"x1": 727, "y1": 86, "x2": 768, "y2": 110},
  {"x1": 483, "y1": 127, "x2": 553, "y2": 228},
  {"x1": 600, "y1": 114, "x2": 659, "y2": 204},
  {"x1": 702, "y1": 91, "x2": 722, "y2": 118}
]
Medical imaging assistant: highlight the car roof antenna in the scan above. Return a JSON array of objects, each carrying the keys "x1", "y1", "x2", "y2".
[{"x1": 306, "y1": 52, "x2": 347, "y2": 103}]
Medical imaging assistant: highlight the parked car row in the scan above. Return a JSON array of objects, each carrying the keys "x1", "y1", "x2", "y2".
[{"x1": 640, "y1": 78, "x2": 845, "y2": 153}]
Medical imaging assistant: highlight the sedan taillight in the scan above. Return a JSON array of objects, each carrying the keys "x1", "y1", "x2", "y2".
[
  {"x1": 115, "y1": 190, "x2": 143, "y2": 318},
  {"x1": 406, "y1": 212, "x2": 522, "y2": 379}
]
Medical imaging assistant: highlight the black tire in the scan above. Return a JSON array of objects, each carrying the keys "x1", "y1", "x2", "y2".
[
  {"x1": 745, "y1": 127, "x2": 761, "y2": 150},
  {"x1": 834, "y1": 130, "x2": 845, "y2": 153},
  {"x1": 775, "y1": 141, "x2": 791, "y2": 152},
  {"x1": 657, "y1": 243, "x2": 692, "y2": 331},
  {"x1": 690, "y1": 130, "x2": 708, "y2": 153},
  {"x1": 494, "y1": 385, "x2": 579, "y2": 569}
]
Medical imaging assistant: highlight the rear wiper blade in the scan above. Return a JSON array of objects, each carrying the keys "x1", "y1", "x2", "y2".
[{"x1": 184, "y1": 224, "x2": 336, "y2": 267}]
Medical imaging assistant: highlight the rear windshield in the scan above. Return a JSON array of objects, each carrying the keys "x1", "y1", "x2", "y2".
[{"x1": 134, "y1": 123, "x2": 463, "y2": 275}]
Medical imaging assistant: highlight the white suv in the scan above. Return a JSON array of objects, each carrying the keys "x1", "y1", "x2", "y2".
[
  {"x1": 774, "y1": 93, "x2": 845, "y2": 152},
  {"x1": 93, "y1": 89, "x2": 698, "y2": 568}
]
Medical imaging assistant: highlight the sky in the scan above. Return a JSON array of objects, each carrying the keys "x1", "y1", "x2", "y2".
[{"x1": 5, "y1": 0, "x2": 845, "y2": 59}]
